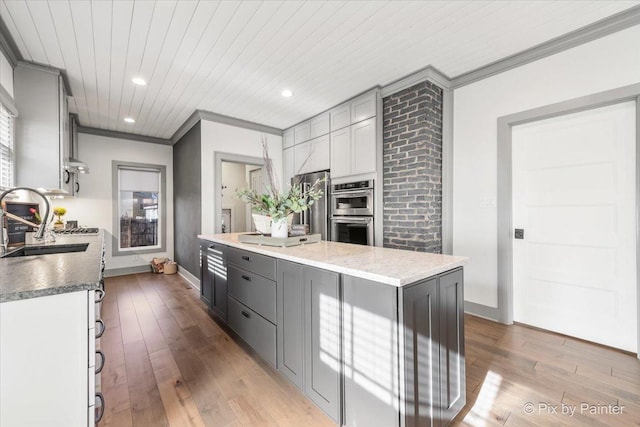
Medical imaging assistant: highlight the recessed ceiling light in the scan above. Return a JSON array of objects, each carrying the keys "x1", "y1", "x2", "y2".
[
  {"x1": 124, "y1": 117, "x2": 135, "y2": 123},
  {"x1": 281, "y1": 89, "x2": 293, "y2": 98},
  {"x1": 132, "y1": 77, "x2": 147, "y2": 86}
]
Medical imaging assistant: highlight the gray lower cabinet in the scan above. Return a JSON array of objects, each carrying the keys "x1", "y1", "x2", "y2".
[
  {"x1": 437, "y1": 269, "x2": 465, "y2": 426},
  {"x1": 277, "y1": 261, "x2": 342, "y2": 423},
  {"x1": 343, "y1": 268, "x2": 465, "y2": 427},
  {"x1": 402, "y1": 268, "x2": 465, "y2": 427},
  {"x1": 276, "y1": 260, "x2": 304, "y2": 389},
  {"x1": 226, "y1": 248, "x2": 278, "y2": 368},
  {"x1": 304, "y1": 266, "x2": 341, "y2": 424},
  {"x1": 200, "y1": 241, "x2": 228, "y2": 321}
]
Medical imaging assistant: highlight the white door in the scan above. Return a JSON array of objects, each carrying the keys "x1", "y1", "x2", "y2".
[{"x1": 512, "y1": 101, "x2": 637, "y2": 352}]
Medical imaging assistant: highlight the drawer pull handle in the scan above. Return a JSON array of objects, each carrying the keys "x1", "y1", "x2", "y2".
[
  {"x1": 241, "y1": 255, "x2": 250, "y2": 261},
  {"x1": 95, "y1": 319, "x2": 106, "y2": 338},
  {"x1": 241, "y1": 275, "x2": 251, "y2": 282},
  {"x1": 241, "y1": 310, "x2": 251, "y2": 319},
  {"x1": 95, "y1": 392, "x2": 105, "y2": 423},
  {"x1": 95, "y1": 289, "x2": 105, "y2": 303},
  {"x1": 299, "y1": 238, "x2": 308, "y2": 242},
  {"x1": 95, "y1": 350, "x2": 106, "y2": 374}
]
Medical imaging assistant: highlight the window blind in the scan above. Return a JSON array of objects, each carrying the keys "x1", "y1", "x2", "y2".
[
  {"x1": 119, "y1": 167, "x2": 160, "y2": 192},
  {"x1": 0, "y1": 102, "x2": 14, "y2": 190}
]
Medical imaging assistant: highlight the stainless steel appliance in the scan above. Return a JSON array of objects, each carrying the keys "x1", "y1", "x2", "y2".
[
  {"x1": 331, "y1": 216, "x2": 374, "y2": 246},
  {"x1": 292, "y1": 170, "x2": 330, "y2": 240},
  {"x1": 330, "y1": 179, "x2": 374, "y2": 246}
]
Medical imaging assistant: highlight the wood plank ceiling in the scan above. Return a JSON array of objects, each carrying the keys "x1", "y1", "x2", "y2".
[{"x1": 1, "y1": 0, "x2": 638, "y2": 139}]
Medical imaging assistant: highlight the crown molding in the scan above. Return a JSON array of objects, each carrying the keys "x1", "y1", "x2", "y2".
[
  {"x1": 450, "y1": 5, "x2": 640, "y2": 89},
  {"x1": 170, "y1": 110, "x2": 202, "y2": 144},
  {"x1": 380, "y1": 5, "x2": 640, "y2": 96},
  {"x1": 77, "y1": 126, "x2": 172, "y2": 145},
  {"x1": 381, "y1": 65, "x2": 452, "y2": 97},
  {"x1": 0, "y1": 15, "x2": 21, "y2": 67}
]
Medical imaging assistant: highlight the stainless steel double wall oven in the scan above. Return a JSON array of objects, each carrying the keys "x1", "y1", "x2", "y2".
[{"x1": 329, "y1": 179, "x2": 374, "y2": 246}]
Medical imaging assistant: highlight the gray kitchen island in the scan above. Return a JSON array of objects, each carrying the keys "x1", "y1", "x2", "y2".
[{"x1": 198, "y1": 233, "x2": 468, "y2": 427}]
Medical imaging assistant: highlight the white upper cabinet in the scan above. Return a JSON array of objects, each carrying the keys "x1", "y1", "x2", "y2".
[
  {"x1": 14, "y1": 64, "x2": 72, "y2": 195},
  {"x1": 310, "y1": 113, "x2": 330, "y2": 139},
  {"x1": 330, "y1": 128, "x2": 351, "y2": 178},
  {"x1": 330, "y1": 117, "x2": 376, "y2": 178},
  {"x1": 294, "y1": 134, "x2": 330, "y2": 175},
  {"x1": 330, "y1": 104, "x2": 351, "y2": 131},
  {"x1": 294, "y1": 140, "x2": 312, "y2": 175},
  {"x1": 294, "y1": 122, "x2": 311, "y2": 145},
  {"x1": 351, "y1": 92, "x2": 377, "y2": 124},
  {"x1": 350, "y1": 118, "x2": 376, "y2": 176},
  {"x1": 310, "y1": 134, "x2": 330, "y2": 172},
  {"x1": 283, "y1": 128, "x2": 295, "y2": 149},
  {"x1": 283, "y1": 146, "x2": 295, "y2": 189}
]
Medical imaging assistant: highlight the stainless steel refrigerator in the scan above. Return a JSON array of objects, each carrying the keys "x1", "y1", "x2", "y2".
[{"x1": 292, "y1": 170, "x2": 330, "y2": 240}]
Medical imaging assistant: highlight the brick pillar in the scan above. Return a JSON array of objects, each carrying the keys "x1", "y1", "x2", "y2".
[{"x1": 382, "y1": 81, "x2": 443, "y2": 253}]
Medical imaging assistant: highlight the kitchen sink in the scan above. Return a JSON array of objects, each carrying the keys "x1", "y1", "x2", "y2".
[{"x1": 1, "y1": 243, "x2": 89, "y2": 258}]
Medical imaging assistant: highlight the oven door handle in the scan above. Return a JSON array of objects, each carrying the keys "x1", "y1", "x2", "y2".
[
  {"x1": 331, "y1": 217, "x2": 371, "y2": 223},
  {"x1": 332, "y1": 190, "x2": 372, "y2": 198}
]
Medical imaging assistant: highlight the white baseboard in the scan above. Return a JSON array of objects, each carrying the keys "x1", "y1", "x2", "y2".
[
  {"x1": 464, "y1": 301, "x2": 500, "y2": 322},
  {"x1": 178, "y1": 264, "x2": 200, "y2": 290}
]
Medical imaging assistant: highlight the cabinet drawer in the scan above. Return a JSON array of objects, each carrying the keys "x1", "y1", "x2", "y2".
[
  {"x1": 228, "y1": 297, "x2": 277, "y2": 367},
  {"x1": 228, "y1": 248, "x2": 276, "y2": 280},
  {"x1": 228, "y1": 265, "x2": 276, "y2": 323}
]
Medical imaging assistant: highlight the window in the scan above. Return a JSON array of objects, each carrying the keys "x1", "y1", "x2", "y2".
[
  {"x1": 0, "y1": 102, "x2": 15, "y2": 190},
  {"x1": 112, "y1": 161, "x2": 166, "y2": 256}
]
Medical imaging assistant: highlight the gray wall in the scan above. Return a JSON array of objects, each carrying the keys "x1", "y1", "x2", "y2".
[
  {"x1": 173, "y1": 122, "x2": 202, "y2": 277},
  {"x1": 382, "y1": 80, "x2": 443, "y2": 253}
]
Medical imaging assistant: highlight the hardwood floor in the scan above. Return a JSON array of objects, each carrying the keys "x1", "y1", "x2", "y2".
[{"x1": 99, "y1": 273, "x2": 640, "y2": 426}]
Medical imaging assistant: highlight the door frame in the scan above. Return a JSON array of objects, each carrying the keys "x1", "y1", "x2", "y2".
[
  {"x1": 214, "y1": 152, "x2": 264, "y2": 234},
  {"x1": 496, "y1": 83, "x2": 640, "y2": 355}
]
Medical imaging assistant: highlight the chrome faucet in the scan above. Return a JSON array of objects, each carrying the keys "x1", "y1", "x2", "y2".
[{"x1": 0, "y1": 187, "x2": 51, "y2": 253}]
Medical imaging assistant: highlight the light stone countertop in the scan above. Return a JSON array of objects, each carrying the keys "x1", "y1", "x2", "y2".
[
  {"x1": 0, "y1": 232, "x2": 104, "y2": 303},
  {"x1": 198, "y1": 233, "x2": 468, "y2": 287}
]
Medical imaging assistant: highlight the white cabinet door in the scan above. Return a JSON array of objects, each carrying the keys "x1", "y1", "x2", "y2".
[
  {"x1": 294, "y1": 122, "x2": 311, "y2": 145},
  {"x1": 283, "y1": 128, "x2": 295, "y2": 149},
  {"x1": 1, "y1": 291, "x2": 89, "y2": 426},
  {"x1": 351, "y1": 92, "x2": 376, "y2": 124},
  {"x1": 294, "y1": 140, "x2": 312, "y2": 174},
  {"x1": 330, "y1": 104, "x2": 350, "y2": 131},
  {"x1": 283, "y1": 147, "x2": 295, "y2": 189},
  {"x1": 310, "y1": 113, "x2": 330, "y2": 139},
  {"x1": 330, "y1": 128, "x2": 351, "y2": 178},
  {"x1": 350, "y1": 118, "x2": 376, "y2": 176},
  {"x1": 310, "y1": 134, "x2": 330, "y2": 172}
]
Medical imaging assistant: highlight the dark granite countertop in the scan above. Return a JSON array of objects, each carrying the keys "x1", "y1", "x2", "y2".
[{"x1": 0, "y1": 232, "x2": 105, "y2": 303}]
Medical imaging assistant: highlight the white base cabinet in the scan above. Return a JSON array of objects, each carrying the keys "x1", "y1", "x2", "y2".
[{"x1": 0, "y1": 290, "x2": 98, "y2": 426}]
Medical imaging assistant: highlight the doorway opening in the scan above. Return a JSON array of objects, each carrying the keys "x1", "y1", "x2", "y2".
[{"x1": 214, "y1": 152, "x2": 265, "y2": 234}]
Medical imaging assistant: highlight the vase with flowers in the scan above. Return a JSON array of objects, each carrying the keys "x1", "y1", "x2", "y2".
[
  {"x1": 53, "y1": 207, "x2": 67, "y2": 229},
  {"x1": 236, "y1": 136, "x2": 325, "y2": 238}
]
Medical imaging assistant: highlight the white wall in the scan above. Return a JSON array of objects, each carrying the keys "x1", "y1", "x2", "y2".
[
  {"x1": 200, "y1": 120, "x2": 282, "y2": 234},
  {"x1": 0, "y1": 50, "x2": 13, "y2": 97},
  {"x1": 452, "y1": 25, "x2": 640, "y2": 308},
  {"x1": 62, "y1": 133, "x2": 174, "y2": 272}
]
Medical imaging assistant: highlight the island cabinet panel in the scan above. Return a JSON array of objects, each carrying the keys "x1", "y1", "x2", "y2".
[
  {"x1": 402, "y1": 278, "x2": 440, "y2": 427},
  {"x1": 228, "y1": 297, "x2": 277, "y2": 367},
  {"x1": 228, "y1": 247, "x2": 276, "y2": 280},
  {"x1": 304, "y1": 266, "x2": 342, "y2": 424},
  {"x1": 342, "y1": 276, "x2": 400, "y2": 427},
  {"x1": 200, "y1": 241, "x2": 228, "y2": 321},
  {"x1": 438, "y1": 269, "x2": 466, "y2": 426},
  {"x1": 276, "y1": 260, "x2": 305, "y2": 390},
  {"x1": 228, "y1": 265, "x2": 276, "y2": 324}
]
